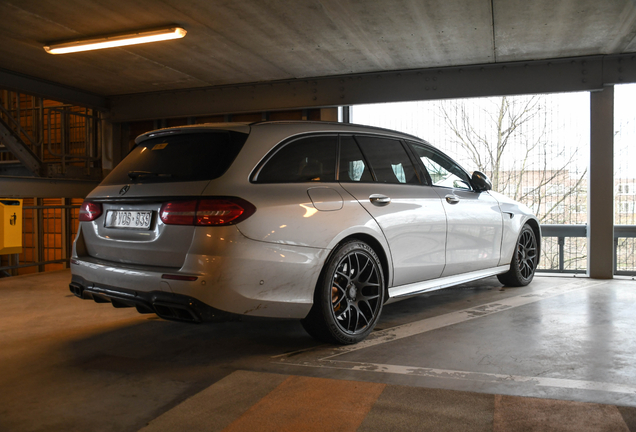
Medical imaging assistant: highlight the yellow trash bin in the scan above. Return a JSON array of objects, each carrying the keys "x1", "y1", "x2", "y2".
[{"x1": 0, "y1": 199, "x2": 23, "y2": 255}]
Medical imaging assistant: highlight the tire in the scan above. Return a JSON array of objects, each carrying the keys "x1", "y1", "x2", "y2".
[
  {"x1": 497, "y1": 224, "x2": 538, "y2": 287},
  {"x1": 301, "y1": 240, "x2": 385, "y2": 345}
]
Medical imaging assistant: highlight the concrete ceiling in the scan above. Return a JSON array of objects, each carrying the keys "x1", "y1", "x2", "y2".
[{"x1": 1, "y1": 0, "x2": 636, "y2": 113}]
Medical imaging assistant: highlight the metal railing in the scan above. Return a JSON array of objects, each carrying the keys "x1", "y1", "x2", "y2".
[
  {"x1": 0, "y1": 202, "x2": 80, "y2": 277},
  {"x1": 538, "y1": 224, "x2": 636, "y2": 276},
  {"x1": 539, "y1": 224, "x2": 587, "y2": 274},
  {"x1": 46, "y1": 106, "x2": 101, "y2": 162},
  {"x1": 613, "y1": 225, "x2": 636, "y2": 276}
]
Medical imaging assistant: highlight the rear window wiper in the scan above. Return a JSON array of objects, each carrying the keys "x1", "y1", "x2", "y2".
[{"x1": 128, "y1": 171, "x2": 173, "y2": 180}]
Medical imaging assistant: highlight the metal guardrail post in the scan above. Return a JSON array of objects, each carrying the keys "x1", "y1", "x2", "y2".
[
  {"x1": 36, "y1": 199, "x2": 45, "y2": 273},
  {"x1": 61, "y1": 198, "x2": 71, "y2": 269},
  {"x1": 9, "y1": 254, "x2": 18, "y2": 276},
  {"x1": 614, "y1": 238, "x2": 619, "y2": 275},
  {"x1": 614, "y1": 225, "x2": 636, "y2": 276},
  {"x1": 558, "y1": 236, "x2": 565, "y2": 272}
]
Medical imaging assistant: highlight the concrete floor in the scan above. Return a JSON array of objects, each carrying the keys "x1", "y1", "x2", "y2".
[{"x1": 1, "y1": 270, "x2": 636, "y2": 431}]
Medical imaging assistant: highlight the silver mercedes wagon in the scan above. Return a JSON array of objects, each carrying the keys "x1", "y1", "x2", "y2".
[{"x1": 70, "y1": 121, "x2": 540, "y2": 344}]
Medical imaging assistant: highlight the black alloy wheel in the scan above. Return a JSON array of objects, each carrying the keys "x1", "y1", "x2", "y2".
[
  {"x1": 301, "y1": 240, "x2": 385, "y2": 344},
  {"x1": 497, "y1": 224, "x2": 538, "y2": 287}
]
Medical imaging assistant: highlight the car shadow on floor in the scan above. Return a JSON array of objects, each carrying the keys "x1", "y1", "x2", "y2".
[
  {"x1": 65, "y1": 315, "x2": 318, "y2": 373},
  {"x1": 63, "y1": 276, "x2": 507, "y2": 376}
]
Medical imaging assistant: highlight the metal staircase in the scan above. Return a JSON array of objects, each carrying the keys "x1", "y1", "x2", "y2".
[{"x1": 0, "y1": 91, "x2": 102, "y2": 181}]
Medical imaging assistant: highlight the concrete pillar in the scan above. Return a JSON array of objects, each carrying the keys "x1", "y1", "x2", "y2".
[
  {"x1": 341, "y1": 106, "x2": 351, "y2": 123},
  {"x1": 588, "y1": 86, "x2": 614, "y2": 279},
  {"x1": 100, "y1": 119, "x2": 124, "y2": 177},
  {"x1": 320, "y1": 108, "x2": 338, "y2": 122}
]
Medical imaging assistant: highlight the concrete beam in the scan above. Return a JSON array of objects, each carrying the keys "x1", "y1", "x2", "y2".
[
  {"x1": 0, "y1": 68, "x2": 108, "y2": 111},
  {"x1": 4, "y1": 53, "x2": 634, "y2": 120},
  {"x1": 603, "y1": 54, "x2": 636, "y2": 85},
  {"x1": 588, "y1": 86, "x2": 615, "y2": 279},
  {"x1": 108, "y1": 54, "x2": 636, "y2": 122},
  {"x1": 0, "y1": 176, "x2": 98, "y2": 198}
]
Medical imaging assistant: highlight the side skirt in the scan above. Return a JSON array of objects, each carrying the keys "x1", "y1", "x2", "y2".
[{"x1": 386, "y1": 265, "x2": 510, "y2": 303}]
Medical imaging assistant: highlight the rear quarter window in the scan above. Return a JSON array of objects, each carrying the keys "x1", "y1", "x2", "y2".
[
  {"x1": 254, "y1": 135, "x2": 337, "y2": 183},
  {"x1": 101, "y1": 131, "x2": 248, "y2": 185}
]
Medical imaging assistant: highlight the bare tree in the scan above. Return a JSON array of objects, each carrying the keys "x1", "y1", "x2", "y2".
[{"x1": 438, "y1": 95, "x2": 587, "y2": 225}]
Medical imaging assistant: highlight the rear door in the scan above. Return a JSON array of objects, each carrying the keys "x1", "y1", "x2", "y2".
[
  {"x1": 338, "y1": 135, "x2": 447, "y2": 286},
  {"x1": 238, "y1": 134, "x2": 351, "y2": 247},
  {"x1": 407, "y1": 141, "x2": 503, "y2": 276}
]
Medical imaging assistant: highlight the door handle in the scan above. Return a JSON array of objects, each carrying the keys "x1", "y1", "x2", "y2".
[
  {"x1": 445, "y1": 194, "x2": 460, "y2": 204},
  {"x1": 369, "y1": 194, "x2": 391, "y2": 206}
]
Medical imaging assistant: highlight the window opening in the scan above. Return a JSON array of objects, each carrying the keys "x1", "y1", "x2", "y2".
[
  {"x1": 354, "y1": 136, "x2": 419, "y2": 185},
  {"x1": 352, "y1": 92, "x2": 591, "y2": 273},
  {"x1": 338, "y1": 136, "x2": 372, "y2": 182},
  {"x1": 408, "y1": 142, "x2": 471, "y2": 190},
  {"x1": 256, "y1": 135, "x2": 337, "y2": 183}
]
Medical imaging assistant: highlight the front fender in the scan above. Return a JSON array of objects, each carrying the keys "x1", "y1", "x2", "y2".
[{"x1": 489, "y1": 191, "x2": 541, "y2": 265}]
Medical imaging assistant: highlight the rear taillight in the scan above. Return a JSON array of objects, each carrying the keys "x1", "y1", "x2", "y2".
[
  {"x1": 196, "y1": 199, "x2": 248, "y2": 225},
  {"x1": 159, "y1": 200, "x2": 197, "y2": 225},
  {"x1": 79, "y1": 201, "x2": 103, "y2": 221},
  {"x1": 160, "y1": 198, "x2": 255, "y2": 226}
]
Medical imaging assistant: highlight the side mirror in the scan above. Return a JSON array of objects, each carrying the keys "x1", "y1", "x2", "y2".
[{"x1": 472, "y1": 171, "x2": 492, "y2": 192}]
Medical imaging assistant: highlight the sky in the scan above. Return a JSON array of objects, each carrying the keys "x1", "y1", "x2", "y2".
[{"x1": 614, "y1": 84, "x2": 636, "y2": 180}]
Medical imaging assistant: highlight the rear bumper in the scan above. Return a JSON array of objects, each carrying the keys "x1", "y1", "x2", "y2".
[
  {"x1": 70, "y1": 275, "x2": 238, "y2": 323},
  {"x1": 71, "y1": 226, "x2": 330, "y2": 319}
]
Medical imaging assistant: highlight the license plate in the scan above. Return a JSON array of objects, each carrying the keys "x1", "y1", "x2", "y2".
[{"x1": 105, "y1": 210, "x2": 152, "y2": 229}]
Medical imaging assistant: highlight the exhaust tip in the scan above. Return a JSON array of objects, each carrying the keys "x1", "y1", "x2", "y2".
[
  {"x1": 135, "y1": 304, "x2": 155, "y2": 314},
  {"x1": 111, "y1": 299, "x2": 134, "y2": 309},
  {"x1": 153, "y1": 302, "x2": 200, "y2": 323},
  {"x1": 69, "y1": 283, "x2": 84, "y2": 297}
]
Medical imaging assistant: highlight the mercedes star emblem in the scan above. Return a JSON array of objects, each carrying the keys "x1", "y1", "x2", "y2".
[{"x1": 119, "y1": 185, "x2": 130, "y2": 195}]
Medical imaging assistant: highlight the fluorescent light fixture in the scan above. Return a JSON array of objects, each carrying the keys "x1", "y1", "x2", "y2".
[{"x1": 44, "y1": 26, "x2": 187, "y2": 54}]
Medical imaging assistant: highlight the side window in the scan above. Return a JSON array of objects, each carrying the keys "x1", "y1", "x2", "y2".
[
  {"x1": 255, "y1": 135, "x2": 337, "y2": 183},
  {"x1": 408, "y1": 142, "x2": 472, "y2": 190},
  {"x1": 355, "y1": 136, "x2": 419, "y2": 185},
  {"x1": 339, "y1": 136, "x2": 373, "y2": 182}
]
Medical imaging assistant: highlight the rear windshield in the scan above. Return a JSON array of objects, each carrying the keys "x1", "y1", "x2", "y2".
[{"x1": 101, "y1": 131, "x2": 248, "y2": 185}]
